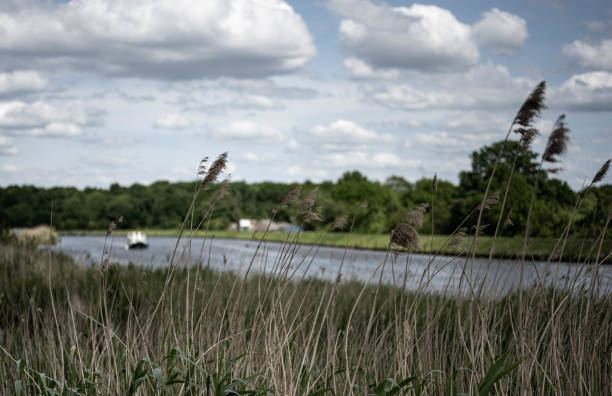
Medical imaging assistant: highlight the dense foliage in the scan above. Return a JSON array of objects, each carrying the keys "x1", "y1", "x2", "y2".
[{"x1": 1, "y1": 140, "x2": 610, "y2": 237}]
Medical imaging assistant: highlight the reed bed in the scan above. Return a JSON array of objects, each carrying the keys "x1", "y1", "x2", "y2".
[{"x1": 1, "y1": 82, "x2": 611, "y2": 395}]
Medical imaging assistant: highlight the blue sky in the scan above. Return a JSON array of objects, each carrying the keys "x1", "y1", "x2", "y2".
[{"x1": 0, "y1": 0, "x2": 611, "y2": 189}]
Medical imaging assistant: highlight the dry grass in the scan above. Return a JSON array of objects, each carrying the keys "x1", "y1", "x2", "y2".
[
  {"x1": 11, "y1": 225, "x2": 57, "y2": 246},
  {"x1": 1, "y1": 81, "x2": 611, "y2": 395}
]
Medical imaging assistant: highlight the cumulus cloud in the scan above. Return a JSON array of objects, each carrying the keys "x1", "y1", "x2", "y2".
[
  {"x1": 472, "y1": 8, "x2": 528, "y2": 54},
  {"x1": 343, "y1": 58, "x2": 399, "y2": 80},
  {"x1": 311, "y1": 119, "x2": 395, "y2": 145},
  {"x1": 0, "y1": 70, "x2": 47, "y2": 97},
  {"x1": 326, "y1": 150, "x2": 407, "y2": 168},
  {"x1": 154, "y1": 114, "x2": 192, "y2": 129},
  {"x1": 0, "y1": 164, "x2": 20, "y2": 173},
  {"x1": 211, "y1": 120, "x2": 283, "y2": 141},
  {"x1": 366, "y1": 62, "x2": 533, "y2": 111},
  {"x1": 563, "y1": 39, "x2": 612, "y2": 71},
  {"x1": 0, "y1": 100, "x2": 103, "y2": 137},
  {"x1": 552, "y1": 71, "x2": 612, "y2": 111},
  {"x1": 234, "y1": 95, "x2": 283, "y2": 109},
  {"x1": 0, "y1": 0, "x2": 316, "y2": 80},
  {"x1": 585, "y1": 19, "x2": 612, "y2": 34},
  {"x1": 0, "y1": 136, "x2": 18, "y2": 155},
  {"x1": 329, "y1": 0, "x2": 479, "y2": 72}
]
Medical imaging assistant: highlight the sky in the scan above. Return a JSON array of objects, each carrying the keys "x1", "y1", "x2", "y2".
[{"x1": 0, "y1": 0, "x2": 611, "y2": 190}]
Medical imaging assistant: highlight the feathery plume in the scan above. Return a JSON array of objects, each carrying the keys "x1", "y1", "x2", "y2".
[
  {"x1": 281, "y1": 186, "x2": 301, "y2": 207},
  {"x1": 514, "y1": 127, "x2": 539, "y2": 150},
  {"x1": 433, "y1": 173, "x2": 438, "y2": 191},
  {"x1": 304, "y1": 207, "x2": 323, "y2": 224},
  {"x1": 449, "y1": 227, "x2": 467, "y2": 249},
  {"x1": 403, "y1": 203, "x2": 429, "y2": 226},
  {"x1": 542, "y1": 114, "x2": 570, "y2": 163},
  {"x1": 197, "y1": 156, "x2": 209, "y2": 176},
  {"x1": 332, "y1": 215, "x2": 348, "y2": 230},
  {"x1": 214, "y1": 177, "x2": 231, "y2": 200},
  {"x1": 202, "y1": 152, "x2": 228, "y2": 187},
  {"x1": 301, "y1": 187, "x2": 318, "y2": 212},
  {"x1": 478, "y1": 191, "x2": 500, "y2": 210},
  {"x1": 514, "y1": 81, "x2": 547, "y2": 127},
  {"x1": 591, "y1": 159, "x2": 611, "y2": 185},
  {"x1": 391, "y1": 223, "x2": 420, "y2": 250}
]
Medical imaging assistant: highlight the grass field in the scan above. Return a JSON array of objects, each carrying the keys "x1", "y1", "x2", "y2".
[
  {"x1": 1, "y1": 238, "x2": 610, "y2": 395},
  {"x1": 3, "y1": 83, "x2": 611, "y2": 394}
]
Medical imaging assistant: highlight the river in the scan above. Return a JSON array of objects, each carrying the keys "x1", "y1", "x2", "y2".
[{"x1": 50, "y1": 235, "x2": 612, "y2": 297}]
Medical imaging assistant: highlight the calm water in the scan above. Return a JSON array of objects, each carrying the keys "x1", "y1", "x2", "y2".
[{"x1": 51, "y1": 235, "x2": 612, "y2": 296}]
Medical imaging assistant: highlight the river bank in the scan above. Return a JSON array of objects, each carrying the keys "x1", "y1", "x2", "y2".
[{"x1": 60, "y1": 228, "x2": 610, "y2": 263}]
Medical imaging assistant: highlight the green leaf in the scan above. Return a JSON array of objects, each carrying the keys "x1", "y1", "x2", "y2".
[{"x1": 14, "y1": 380, "x2": 22, "y2": 396}]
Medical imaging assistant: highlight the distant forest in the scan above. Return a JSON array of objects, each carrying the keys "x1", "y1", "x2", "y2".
[{"x1": 1, "y1": 140, "x2": 611, "y2": 238}]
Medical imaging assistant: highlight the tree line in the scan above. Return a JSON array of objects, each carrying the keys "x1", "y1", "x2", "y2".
[{"x1": 1, "y1": 140, "x2": 610, "y2": 238}]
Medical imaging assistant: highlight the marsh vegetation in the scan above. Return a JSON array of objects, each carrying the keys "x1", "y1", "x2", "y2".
[{"x1": 1, "y1": 81, "x2": 611, "y2": 394}]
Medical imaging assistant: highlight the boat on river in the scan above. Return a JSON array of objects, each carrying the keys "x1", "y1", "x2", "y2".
[{"x1": 126, "y1": 231, "x2": 148, "y2": 249}]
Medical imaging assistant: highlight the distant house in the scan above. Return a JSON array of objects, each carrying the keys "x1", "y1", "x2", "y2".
[
  {"x1": 233, "y1": 219, "x2": 300, "y2": 233},
  {"x1": 239, "y1": 219, "x2": 253, "y2": 231}
]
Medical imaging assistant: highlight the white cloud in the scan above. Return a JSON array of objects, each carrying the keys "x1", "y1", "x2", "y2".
[
  {"x1": 366, "y1": 62, "x2": 533, "y2": 111},
  {"x1": 563, "y1": 39, "x2": 612, "y2": 71},
  {"x1": 0, "y1": 0, "x2": 315, "y2": 80},
  {"x1": 372, "y1": 152, "x2": 401, "y2": 166},
  {"x1": 234, "y1": 95, "x2": 283, "y2": 109},
  {"x1": 412, "y1": 130, "x2": 499, "y2": 153},
  {"x1": 343, "y1": 58, "x2": 399, "y2": 80},
  {"x1": 585, "y1": 19, "x2": 612, "y2": 34},
  {"x1": 0, "y1": 100, "x2": 102, "y2": 137},
  {"x1": 326, "y1": 150, "x2": 412, "y2": 169},
  {"x1": 240, "y1": 152, "x2": 261, "y2": 162},
  {"x1": 211, "y1": 120, "x2": 283, "y2": 141},
  {"x1": 472, "y1": 8, "x2": 528, "y2": 54},
  {"x1": 0, "y1": 164, "x2": 20, "y2": 173},
  {"x1": 552, "y1": 71, "x2": 612, "y2": 111},
  {"x1": 0, "y1": 135, "x2": 18, "y2": 155},
  {"x1": 329, "y1": 0, "x2": 479, "y2": 72},
  {"x1": 0, "y1": 70, "x2": 47, "y2": 96},
  {"x1": 154, "y1": 114, "x2": 192, "y2": 129},
  {"x1": 311, "y1": 119, "x2": 394, "y2": 144}
]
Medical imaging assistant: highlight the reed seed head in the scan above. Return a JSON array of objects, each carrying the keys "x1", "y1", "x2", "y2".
[
  {"x1": 449, "y1": 228, "x2": 466, "y2": 249},
  {"x1": 514, "y1": 127, "x2": 539, "y2": 150},
  {"x1": 214, "y1": 177, "x2": 231, "y2": 200},
  {"x1": 478, "y1": 191, "x2": 500, "y2": 210},
  {"x1": 514, "y1": 81, "x2": 547, "y2": 128},
  {"x1": 304, "y1": 207, "x2": 322, "y2": 224},
  {"x1": 542, "y1": 114, "x2": 569, "y2": 163},
  {"x1": 281, "y1": 186, "x2": 301, "y2": 207},
  {"x1": 301, "y1": 187, "x2": 318, "y2": 212},
  {"x1": 197, "y1": 156, "x2": 209, "y2": 176},
  {"x1": 391, "y1": 223, "x2": 420, "y2": 250},
  {"x1": 403, "y1": 203, "x2": 429, "y2": 226},
  {"x1": 433, "y1": 173, "x2": 438, "y2": 191},
  {"x1": 202, "y1": 152, "x2": 228, "y2": 187},
  {"x1": 591, "y1": 159, "x2": 610, "y2": 185},
  {"x1": 332, "y1": 215, "x2": 348, "y2": 230}
]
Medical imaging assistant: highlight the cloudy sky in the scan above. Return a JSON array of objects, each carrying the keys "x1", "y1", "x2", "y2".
[{"x1": 1, "y1": 0, "x2": 611, "y2": 189}]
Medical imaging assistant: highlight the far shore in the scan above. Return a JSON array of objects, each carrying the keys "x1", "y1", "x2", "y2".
[{"x1": 58, "y1": 229, "x2": 610, "y2": 263}]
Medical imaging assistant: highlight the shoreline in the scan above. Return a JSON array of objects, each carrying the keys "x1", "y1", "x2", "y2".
[{"x1": 58, "y1": 229, "x2": 610, "y2": 263}]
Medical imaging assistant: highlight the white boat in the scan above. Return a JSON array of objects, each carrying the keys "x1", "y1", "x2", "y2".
[{"x1": 126, "y1": 231, "x2": 148, "y2": 249}]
